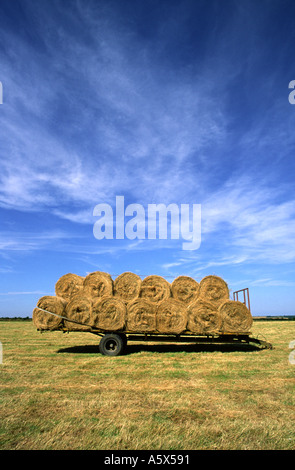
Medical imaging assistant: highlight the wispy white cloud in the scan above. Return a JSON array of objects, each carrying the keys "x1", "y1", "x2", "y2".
[
  {"x1": 200, "y1": 175, "x2": 295, "y2": 262},
  {"x1": 0, "y1": 230, "x2": 70, "y2": 252},
  {"x1": 250, "y1": 279, "x2": 295, "y2": 287},
  {"x1": 156, "y1": 170, "x2": 295, "y2": 271},
  {"x1": 0, "y1": 291, "x2": 52, "y2": 296},
  {"x1": 0, "y1": 0, "x2": 294, "y2": 274},
  {"x1": 0, "y1": 0, "x2": 228, "y2": 216}
]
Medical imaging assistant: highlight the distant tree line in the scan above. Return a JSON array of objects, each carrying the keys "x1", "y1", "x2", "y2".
[
  {"x1": 254, "y1": 316, "x2": 295, "y2": 321},
  {"x1": 0, "y1": 317, "x2": 32, "y2": 321}
]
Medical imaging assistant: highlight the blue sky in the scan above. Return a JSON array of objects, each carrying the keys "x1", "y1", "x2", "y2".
[{"x1": 0, "y1": 0, "x2": 295, "y2": 316}]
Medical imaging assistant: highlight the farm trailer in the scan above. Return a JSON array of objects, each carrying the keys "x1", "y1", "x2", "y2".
[{"x1": 35, "y1": 291, "x2": 272, "y2": 356}]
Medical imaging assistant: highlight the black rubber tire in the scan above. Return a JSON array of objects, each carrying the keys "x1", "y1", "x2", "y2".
[
  {"x1": 99, "y1": 333, "x2": 125, "y2": 356},
  {"x1": 117, "y1": 333, "x2": 128, "y2": 347}
]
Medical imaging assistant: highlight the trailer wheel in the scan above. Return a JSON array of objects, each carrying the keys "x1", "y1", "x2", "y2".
[
  {"x1": 117, "y1": 333, "x2": 127, "y2": 347},
  {"x1": 99, "y1": 333, "x2": 125, "y2": 356}
]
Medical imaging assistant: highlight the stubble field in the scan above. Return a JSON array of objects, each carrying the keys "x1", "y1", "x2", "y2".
[{"x1": 0, "y1": 320, "x2": 295, "y2": 450}]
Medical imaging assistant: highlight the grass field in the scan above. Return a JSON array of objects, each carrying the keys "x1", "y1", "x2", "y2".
[{"x1": 1, "y1": 320, "x2": 295, "y2": 450}]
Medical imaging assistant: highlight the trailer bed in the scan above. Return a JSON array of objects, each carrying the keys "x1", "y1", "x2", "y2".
[{"x1": 35, "y1": 306, "x2": 272, "y2": 355}]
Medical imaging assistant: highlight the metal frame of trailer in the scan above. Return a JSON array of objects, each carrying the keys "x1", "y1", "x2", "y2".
[{"x1": 35, "y1": 306, "x2": 273, "y2": 356}]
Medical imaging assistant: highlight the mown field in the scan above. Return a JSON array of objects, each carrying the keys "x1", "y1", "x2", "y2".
[{"x1": 0, "y1": 320, "x2": 295, "y2": 450}]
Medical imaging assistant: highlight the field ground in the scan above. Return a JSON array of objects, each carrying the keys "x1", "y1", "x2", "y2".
[{"x1": 1, "y1": 320, "x2": 295, "y2": 450}]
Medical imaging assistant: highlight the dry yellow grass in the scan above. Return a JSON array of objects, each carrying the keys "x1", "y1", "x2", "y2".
[{"x1": 1, "y1": 320, "x2": 295, "y2": 450}]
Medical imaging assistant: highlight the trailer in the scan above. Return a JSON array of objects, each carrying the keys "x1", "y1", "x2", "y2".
[
  {"x1": 33, "y1": 274, "x2": 273, "y2": 355},
  {"x1": 35, "y1": 305, "x2": 273, "y2": 356}
]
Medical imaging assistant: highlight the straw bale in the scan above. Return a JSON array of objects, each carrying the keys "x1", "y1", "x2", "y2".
[
  {"x1": 92, "y1": 296, "x2": 126, "y2": 331},
  {"x1": 199, "y1": 275, "x2": 229, "y2": 306},
  {"x1": 156, "y1": 299, "x2": 187, "y2": 334},
  {"x1": 218, "y1": 300, "x2": 253, "y2": 334},
  {"x1": 126, "y1": 299, "x2": 156, "y2": 333},
  {"x1": 55, "y1": 273, "x2": 84, "y2": 301},
  {"x1": 33, "y1": 295, "x2": 66, "y2": 330},
  {"x1": 171, "y1": 276, "x2": 199, "y2": 304},
  {"x1": 64, "y1": 294, "x2": 93, "y2": 331},
  {"x1": 140, "y1": 275, "x2": 171, "y2": 303},
  {"x1": 187, "y1": 299, "x2": 221, "y2": 335},
  {"x1": 114, "y1": 272, "x2": 142, "y2": 303},
  {"x1": 83, "y1": 271, "x2": 113, "y2": 299}
]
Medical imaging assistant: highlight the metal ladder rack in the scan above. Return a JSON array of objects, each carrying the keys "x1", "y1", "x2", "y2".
[{"x1": 233, "y1": 287, "x2": 251, "y2": 313}]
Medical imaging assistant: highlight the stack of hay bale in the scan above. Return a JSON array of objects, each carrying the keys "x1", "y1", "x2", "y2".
[{"x1": 32, "y1": 271, "x2": 253, "y2": 335}]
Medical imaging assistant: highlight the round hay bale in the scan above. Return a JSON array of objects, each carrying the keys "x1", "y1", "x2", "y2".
[
  {"x1": 156, "y1": 298, "x2": 187, "y2": 334},
  {"x1": 92, "y1": 296, "x2": 126, "y2": 331},
  {"x1": 218, "y1": 300, "x2": 253, "y2": 334},
  {"x1": 55, "y1": 273, "x2": 84, "y2": 301},
  {"x1": 199, "y1": 275, "x2": 229, "y2": 306},
  {"x1": 64, "y1": 294, "x2": 93, "y2": 331},
  {"x1": 114, "y1": 272, "x2": 142, "y2": 303},
  {"x1": 171, "y1": 276, "x2": 199, "y2": 304},
  {"x1": 126, "y1": 299, "x2": 156, "y2": 333},
  {"x1": 187, "y1": 299, "x2": 221, "y2": 335},
  {"x1": 33, "y1": 296, "x2": 66, "y2": 330},
  {"x1": 140, "y1": 275, "x2": 171, "y2": 303},
  {"x1": 83, "y1": 271, "x2": 113, "y2": 299}
]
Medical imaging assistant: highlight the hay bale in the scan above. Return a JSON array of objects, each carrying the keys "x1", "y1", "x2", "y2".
[
  {"x1": 55, "y1": 273, "x2": 84, "y2": 301},
  {"x1": 171, "y1": 276, "x2": 199, "y2": 304},
  {"x1": 114, "y1": 272, "x2": 142, "y2": 303},
  {"x1": 126, "y1": 299, "x2": 156, "y2": 333},
  {"x1": 33, "y1": 296, "x2": 66, "y2": 330},
  {"x1": 199, "y1": 275, "x2": 229, "y2": 306},
  {"x1": 140, "y1": 275, "x2": 171, "y2": 303},
  {"x1": 64, "y1": 294, "x2": 93, "y2": 331},
  {"x1": 92, "y1": 296, "x2": 126, "y2": 331},
  {"x1": 218, "y1": 300, "x2": 253, "y2": 334},
  {"x1": 156, "y1": 299, "x2": 187, "y2": 334},
  {"x1": 83, "y1": 271, "x2": 113, "y2": 299},
  {"x1": 187, "y1": 299, "x2": 221, "y2": 335}
]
